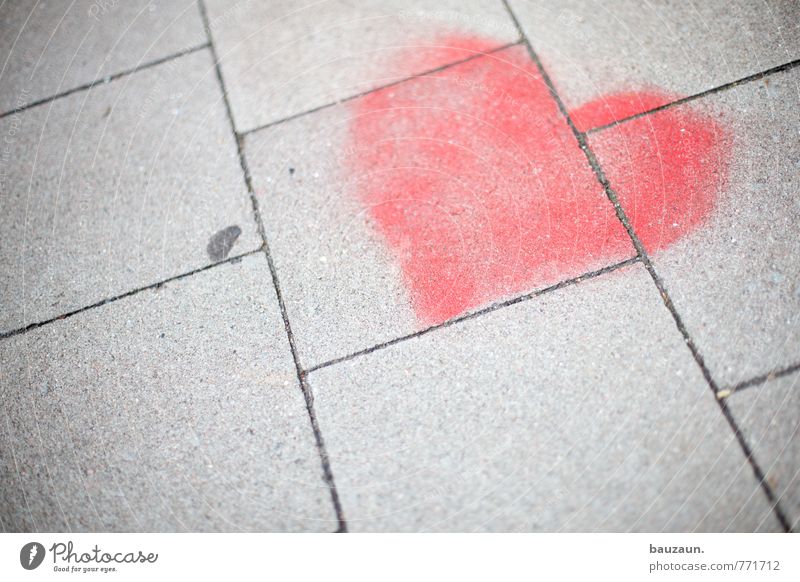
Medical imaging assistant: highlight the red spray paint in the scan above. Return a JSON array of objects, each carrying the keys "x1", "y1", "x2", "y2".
[
  {"x1": 580, "y1": 96, "x2": 730, "y2": 253},
  {"x1": 346, "y1": 37, "x2": 728, "y2": 326},
  {"x1": 570, "y1": 90, "x2": 673, "y2": 133}
]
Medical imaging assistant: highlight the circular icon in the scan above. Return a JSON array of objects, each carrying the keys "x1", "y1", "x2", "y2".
[{"x1": 20, "y1": 542, "x2": 45, "y2": 570}]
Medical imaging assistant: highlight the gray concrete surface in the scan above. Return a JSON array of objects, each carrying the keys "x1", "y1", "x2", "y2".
[
  {"x1": 309, "y1": 264, "x2": 779, "y2": 532},
  {"x1": 0, "y1": 254, "x2": 336, "y2": 532},
  {"x1": 1, "y1": 0, "x2": 797, "y2": 534},
  {"x1": 204, "y1": 0, "x2": 520, "y2": 132},
  {"x1": 0, "y1": 48, "x2": 260, "y2": 335},
  {"x1": 590, "y1": 66, "x2": 800, "y2": 388},
  {"x1": 727, "y1": 373, "x2": 800, "y2": 531},
  {"x1": 0, "y1": 0, "x2": 206, "y2": 114},
  {"x1": 245, "y1": 44, "x2": 633, "y2": 368},
  {"x1": 508, "y1": 0, "x2": 800, "y2": 129},
  {"x1": 245, "y1": 105, "x2": 418, "y2": 369}
]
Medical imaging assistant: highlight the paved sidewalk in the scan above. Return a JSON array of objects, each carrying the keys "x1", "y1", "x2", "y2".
[{"x1": 1, "y1": 1, "x2": 798, "y2": 532}]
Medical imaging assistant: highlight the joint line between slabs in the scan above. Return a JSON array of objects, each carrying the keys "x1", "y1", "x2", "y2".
[
  {"x1": 0, "y1": 43, "x2": 210, "y2": 121},
  {"x1": 197, "y1": 0, "x2": 347, "y2": 533},
  {"x1": 0, "y1": 249, "x2": 262, "y2": 342},
  {"x1": 586, "y1": 57, "x2": 800, "y2": 135},
  {"x1": 306, "y1": 256, "x2": 641, "y2": 375},
  {"x1": 239, "y1": 39, "x2": 524, "y2": 138},
  {"x1": 499, "y1": 0, "x2": 793, "y2": 533},
  {"x1": 721, "y1": 361, "x2": 800, "y2": 399}
]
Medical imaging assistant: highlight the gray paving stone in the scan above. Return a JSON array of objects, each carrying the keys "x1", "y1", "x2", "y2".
[
  {"x1": 726, "y1": 373, "x2": 800, "y2": 531},
  {"x1": 589, "y1": 66, "x2": 800, "y2": 388},
  {"x1": 245, "y1": 45, "x2": 633, "y2": 369},
  {"x1": 0, "y1": 0, "x2": 206, "y2": 114},
  {"x1": 308, "y1": 264, "x2": 780, "y2": 532},
  {"x1": 204, "y1": 0, "x2": 519, "y2": 132},
  {"x1": 508, "y1": 0, "x2": 800, "y2": 130},
  {"x1": 0, "y1": 254, "x2": 337, "y2": 532},
  {"x1": 244, "y1": 102, "x2": 416, "y2": 370},
  {"x1": 0, "y1": 49, "x2": 260, "y2": 335}
]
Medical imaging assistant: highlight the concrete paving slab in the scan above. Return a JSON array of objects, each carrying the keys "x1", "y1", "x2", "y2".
[
  {"x1": 0, "y1": 49, "x2": 260, "y2": 335},
  {"x1": 245, "y1": 45, "x2": 633, "y2": 368},
  {"x1": 726, "y1": 373, "x2": 800, "y2": 531},
  {"x1": 203, "y1": 0, "x2": 520, "y2": 132},
  {"x1": 308, "y1": 264, "x2": 779, "y2": 532},
  {"x1": 507, "y1": 0, "x2": 800, "y2": 130},
  {"x1": 589, "y1": 66, "x2": 800, "y2": 388},
  {"x1": 0, "y1": 0, "x2": 206, "y2": 114},
  {"x1": 0, "y1": 254, "x2": 337, "y2": 532}
]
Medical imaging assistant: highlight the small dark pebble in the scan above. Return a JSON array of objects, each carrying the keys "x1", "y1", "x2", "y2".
[{"x1": 206, "y1": 225, "x2": 242, "y2": 261}]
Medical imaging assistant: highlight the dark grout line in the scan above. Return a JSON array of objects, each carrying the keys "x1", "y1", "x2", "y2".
[
  {"x1": 721, "y1": 361, "x2": 800, "y2": 399},
  {"x1": 586, "y1": 57, "x2": 800, "y2": 135},
  {"x1": 0, "y1": 43, "x2": 211, "y2": 121},
  {"x1": 0, "y1": 249, "x2": 262, "y2": 342},
  {"x1": 196, "y1": 0, "x2": 348, "y2": 533},
  {"x1": 306, "y1": 257, "x2": 641, "y2": 374},
  {"x1": 716, "y1": 397, "x2": 795, "y2": 531},
  {"x1": 500, "y1": 0, "x2": 793, "y2": 533},
  {"x1": 239, "y1": 39, "x2": 524, "y2": 137}
]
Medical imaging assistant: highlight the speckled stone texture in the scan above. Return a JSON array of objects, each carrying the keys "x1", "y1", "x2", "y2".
[
  {"x1": 0, "y1": 0, "x2": 206, "y2": 114},
  {"x1": 309, "y1": 264, "x2": 780, "y2": 532},
  {"x1": 507, "y1": 0, "x2": 800, "y2": 129},
  {"x1": 245, "y1": 45, "x2": 633, "y2": 369},
  {"x1": 0, "y1": 0, "x2": 796, "y2": 535},
  {"x1": 0, "y1": 255, "x2": 336, "y2": 532},
  {"x1": 246, "y1": 96, "x2": 418, "y2": 368},
  {"x1": 204, "y1": 0, "x2": 520, "y2": 131},
  {"x1": 590, "y1": 66, "x2": 800, "y2": 388},
  {"x1": 726, "y1": 372, "x2": 800, "y2": 531},
  {"x1": 0, "y1": 49, "x2": 260, "y2": 335}
]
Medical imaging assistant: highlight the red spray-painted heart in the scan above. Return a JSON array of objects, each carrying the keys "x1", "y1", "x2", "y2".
[{"x1": 346, "y1": 38, "x2": 728, "y2": 326}]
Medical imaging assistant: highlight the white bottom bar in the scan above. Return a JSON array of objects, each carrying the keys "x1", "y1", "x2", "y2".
[{"x1": 1, "y1": 533, "x2": 796, "y2": 581}]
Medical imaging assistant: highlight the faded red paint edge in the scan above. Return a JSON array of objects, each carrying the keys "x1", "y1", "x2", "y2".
[{"x1": 345, "y1": 35, "x2": 730, "y2": 326}]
